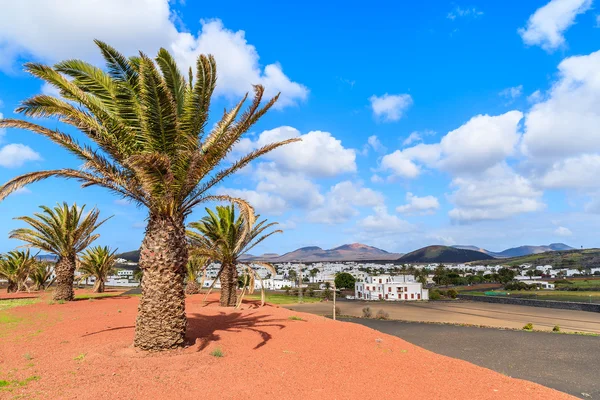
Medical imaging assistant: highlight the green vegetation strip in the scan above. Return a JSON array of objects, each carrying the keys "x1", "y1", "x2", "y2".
[
  {"x1": 244, "y1": 293, "x2": 322, "y2": 305},
  {"x1": 0, "y1": 298, "x2": 39, "y2": 311}
]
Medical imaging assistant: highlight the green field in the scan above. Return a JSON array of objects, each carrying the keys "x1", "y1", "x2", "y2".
[
  {"x1": 244, "y1": 293, "x2": 322, "y2": 305},
  {"x1": 0, "y1": 298, "x2": 39, "y2": 311}
]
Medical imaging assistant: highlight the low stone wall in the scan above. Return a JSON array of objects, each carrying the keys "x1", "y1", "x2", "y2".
[{"x1": 457, "y1": 294, "x2": 600, "y2": 313}]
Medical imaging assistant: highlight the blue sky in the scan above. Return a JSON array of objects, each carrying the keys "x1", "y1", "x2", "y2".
[{"x1": 1, "y1": 0, "x2": 600, "y2": 255}]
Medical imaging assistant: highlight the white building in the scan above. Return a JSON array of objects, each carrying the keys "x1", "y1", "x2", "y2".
[{"x1": 355, "y1": 274, "x2": 428, "y2": 301}]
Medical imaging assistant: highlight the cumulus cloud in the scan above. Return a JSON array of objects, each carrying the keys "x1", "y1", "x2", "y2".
[
  {"x1": 0, "y1": 2, "x2": 307, "y2": 108},
  {"x1": 554, "y1": 226, "x2": 573, "y2": 236},
  {"x1": 308, "y1": 181, "x2": 384, "y2": 224},
  {"x1": 538, "y1": 154, "x2": 600, "y2": 189},
  {"x1": 247, "y1": 126, "x2": 356, "y2": 178},
  {"x1": 527, "y1": 90, "x2": 544, "y2": 103},
  {"x1": 396, "y1": 193, "x2": 440, "y2": 215},
  {"x1": 380, "y1": 143, "x2": 441, "y2": 179},
  {"x1": 448, "y1": 165, "x2": 544, "y2": 223},
  {"x1": 518, "y1": 0, "x2": 593, "y2": 51},
  {"x1": 215, "y1": 187, "x2": 287, "y2": 215},
  {"x1": 355, "y1": 206, "x2": 415, "y2": 235},
  {"x1": 522, "y1": 50, "x2": 600, "y2": 166},
  {"x1": 254, "y1": 163, "x2": 324, "y2": 210},
  {"x1": 369, "y1": 93, "x2": 413, "y2": 122},
  {"x1": 0, "y1": 144, "x2": 42, "y2": 168}
]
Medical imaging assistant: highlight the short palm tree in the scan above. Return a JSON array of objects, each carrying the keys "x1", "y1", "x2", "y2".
[
  {"x1": 10, "y1": 203, "x2": 107, "y2": 301},
  {"x1": 185, "y1": 255, "x2": 210, "y2": 295},
  {"x1": 29, "y1": 261, "x2": 54, "y2": 291},
  {"x1": 187, "y1": 205, "x2": 281, "y2": 307},
  {"x1": 78, "y1": 246, "x2": 117, "y2": 293},
  {"x1": 0, "y1": 42, "x2": 297, "y2": 350},
  {"x1": 0, "y1": 250, "x2": 37, "y2": 293}
]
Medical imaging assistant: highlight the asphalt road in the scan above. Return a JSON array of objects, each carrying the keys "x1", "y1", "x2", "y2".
[{"x1": 338, "y1": 318, "x2": 600, "y2": 399}]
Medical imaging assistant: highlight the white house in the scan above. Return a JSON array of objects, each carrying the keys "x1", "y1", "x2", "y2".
[{"x1": 355, "y1": 274, "x2": 428, "y2": 301}]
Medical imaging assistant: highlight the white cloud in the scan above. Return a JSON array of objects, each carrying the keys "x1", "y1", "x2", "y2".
[
  {"x1": 438, "y1": 111, "x2": 523, "y2": 175},
  {"x1": 402, "y1": 131, "x2": 422, "y2": 147},
  {"x1": 554, "y1": 226, "x2": 573, "y2": 236},
  {"x1": 499, "y1": 85, "x2": 523, "y2": 102},
  {"x1": 356, "y1": 206, "x2": 415, "y2": 235},
  {"x1": 308, "y1": 181, "x2": 384, "y2": 224},
  {"x1": 0, "y1": 3, "x2": 306, "y2": 108},
  {"x1": 255, "y1": 163, "x2": 324, "y2": 209},
  {"x1": 538, "y1": 154, "x2": 600, "y2": 189},
  {"x1": 251, "y1": 126, "x2": 356, "y2": 177},
  {"x1": 527, "y1": 90, "x2": 544, "y2": 103},
  {"x1": 448, "y1": 164, "x2": 545, "y2": 223},
  {"x1": 447, "y1": 6, "x2": 484, "y2": 20},
  {"x1": 522, "y1": 50, "x2": 600, "y2": 164},
  {"x1": 13, "y1": 187, "x2": 32, "y2": 195},
  {"x1": 370, "y1": 174, "x2": 384, "y2": 183},
  {"x1": 216, "y1": 187, "x2": 287, "y2": 215},
  {"x1": 366, "y1": 135, "x2": 386, "y2": 153},
  {"x1": 0, "y1": 144, "x2": 42, "y2": 168},
  {"x1": 396, "y1": 193, "x2": 440, "y2": 215},
  {"x1": 380, "y1": 143, "x2": 441, "y2": 179},
  {"x1": 369, "y1": 93, "x2": 413, "y2": 122},
  {"x1": 518, "y1": 0, "x2": 593, "y2": 51}
]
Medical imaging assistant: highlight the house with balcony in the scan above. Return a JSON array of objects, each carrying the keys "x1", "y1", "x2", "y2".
[{"x1": 355, "y1": 274, "x2": 428, "y2": 301}]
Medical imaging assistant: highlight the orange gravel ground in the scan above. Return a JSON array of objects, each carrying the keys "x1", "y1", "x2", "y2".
[{"x1": 0, "y1": 290, "x2": 575, "y2": 400}]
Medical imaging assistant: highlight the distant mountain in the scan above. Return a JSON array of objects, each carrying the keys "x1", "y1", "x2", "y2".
[
  {"x1": 36, "y1": 254, "x2": 58, "y2": 262},
  {"x1": 117, "y1": 250, "x2": 140, "y2": 263},
  {"x1": 399, "y1": 245, "x2": 494, "y2": 263},
  {"x1": 241, "y1": 243, "x2": 403, "y2": 262},
  {"x1": 452, "y1": 243, "x2": 574, "y2": 258},
  {"x1": 482, "y1": 248, "x2": 599, "y2": 269}
]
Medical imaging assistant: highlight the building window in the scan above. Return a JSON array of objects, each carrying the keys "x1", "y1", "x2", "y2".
[
  {"x1": 388, "y1": 287, "x2": 392, "y2": 292},
  {"x1": 417, "y1": 294, "x2": 420, "y2": 300},
  {"x1": 379, "y1": 279, "x2": 382, "y2": 284},
  {"x1": 411, "y1": 293, "x2": 414, "y2": 299},
  {"x1": 405, "y1": 294, "x2": 408, "y2": 300},
  {"x1": 385, "y1": 294, "x2": 388, "y2": 299}
]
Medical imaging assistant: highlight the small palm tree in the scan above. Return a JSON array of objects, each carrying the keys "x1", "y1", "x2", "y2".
[
  {"x1": 0, "y1": 250, "x2": 37, "y2": 293},
  {"x1": 185, "y1": 255, "x2": 210, "y2": 295},
  {"x1": 187, "y1": 205, "x2": 281, "y2": 307},
  {"x1": 29, "y1": 261, "x2": 54, "y2": 291},
  {"x1": 0, "y1": 42, "x2": 297, "y2": 350},
  {"x1": 10, "y1": 203, "x2": 108, "y2": 301},
  {"x1": 78, "y1": 246, "x2": 117, "y2": 293}
]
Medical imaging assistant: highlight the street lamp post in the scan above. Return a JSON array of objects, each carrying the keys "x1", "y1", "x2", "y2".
[{"x1": 333, "y1": 282, "x2": 336, "y2": 321}]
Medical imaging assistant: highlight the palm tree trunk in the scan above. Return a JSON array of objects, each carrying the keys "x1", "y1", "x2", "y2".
[
  {"x1": 220, "y1": 263, "x2": 238, "y2": 307},
  {"x1": 185, "y1": 280, "x2": 200, "y2": 295},
  {"x1": 53, "y1": 255, "x2": 76, "y2": 301},
  {"x1": 134, "y1": 214, "x2": 188, "y2": 350},
  {"x1": 92, "y1": 279, "x2": 105, "y2": 293},
  {"x1": 7, "y1": 280, "x2": 17, "y2": 293}
]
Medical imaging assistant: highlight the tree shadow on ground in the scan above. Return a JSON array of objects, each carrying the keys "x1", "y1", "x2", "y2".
[{"x1": 186, "y1": 311, "x2": 287, "y2": 351}]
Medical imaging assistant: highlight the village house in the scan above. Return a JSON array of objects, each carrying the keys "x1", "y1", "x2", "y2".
[{"x1": 355, "y1": 274, "x2": 428, "y2": 301}]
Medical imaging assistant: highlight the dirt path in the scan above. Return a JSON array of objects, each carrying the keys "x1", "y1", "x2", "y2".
[
  {"x1": 0, "y1": 293, "x2": 574, "y2": 399},
  {"x1": 287, "y1": 299, "x2": 600, "y2": 333}
]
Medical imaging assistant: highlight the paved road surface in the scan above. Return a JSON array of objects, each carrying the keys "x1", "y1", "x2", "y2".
[
  {"x1": 287, "y1": 300, "x2": 600, "y2": 333},
  {"x1": 337, "y1": 318, "x2": 600, "y2": 399}
]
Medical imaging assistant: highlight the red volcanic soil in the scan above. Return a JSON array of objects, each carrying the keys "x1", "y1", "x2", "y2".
[{"x1": 0, "y1": 291, "x2": 574, "y2": 399}]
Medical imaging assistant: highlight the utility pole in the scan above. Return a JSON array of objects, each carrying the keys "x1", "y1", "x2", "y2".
[
  {"x1": 333, "y1": 281, "x2": 336, "y2": 321},
  {"x1": 298, "y1": 265, "x2": 303, "y2": 303}
]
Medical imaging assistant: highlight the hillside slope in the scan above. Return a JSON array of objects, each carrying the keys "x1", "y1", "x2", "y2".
[
  {"x1": 399, "y1": 245, "x2": 494, "y2": 263},
  {"x1": 479, "y1": 248, "x2": 600, "y2": 268}
]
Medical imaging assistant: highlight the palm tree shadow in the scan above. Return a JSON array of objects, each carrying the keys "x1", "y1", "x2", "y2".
[{"x1": 186, "y1": 311, "x2": 286, "y2": 351}]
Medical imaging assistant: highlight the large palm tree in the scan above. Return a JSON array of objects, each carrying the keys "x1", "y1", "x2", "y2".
[
  {"x1": 0, "y1": 42, "x2": 297, "y2": 350},
  {"x1": 10, "y1": 203, "x2": 107, "y2": 300},
  {"x1": 78, "y1": 246, "x2": 117, "y2": 293},
  {"x1": 0, "y1": 250, "x2": 37, "y2": 293},
  {"x1": 187, "y1": 205, "x2": 281, "y2": 307}
]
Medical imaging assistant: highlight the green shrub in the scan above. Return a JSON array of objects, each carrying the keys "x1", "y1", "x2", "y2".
[
  {"x1": 553, "y1": 325, "x2": 560, "y2": 332},
  {"x1": 523, "y1": 323, "x2": 533, "y2": 331},
  {"x1": 210, "y1": 347, "x2": 224, "y2": 357},
  {"x1": 362, "y1": 306, "x2": 372, "y2": 318},
  {"x1": 429, "y1": 290, "x2": 441, "y2": 300},
  {"x1": 446, "y1": 289, "x2": 458, "y2": 299},
  {"x1": 288, "y1": 316, "x2": 303, "y2": 321},
  {"x1": 437, "y1": 289, "x2": 447, "y2": 297},
  {"x1": 375, "y1": 309, "x2": 389, "y2": 320}
]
